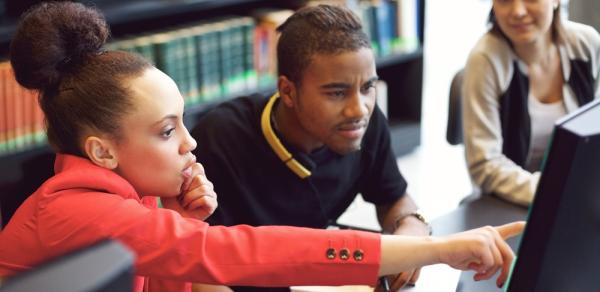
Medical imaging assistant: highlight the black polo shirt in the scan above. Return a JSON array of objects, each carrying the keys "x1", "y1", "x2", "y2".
[{"x1": 192, "y1": 93, "x2": 408, "y2": 229}]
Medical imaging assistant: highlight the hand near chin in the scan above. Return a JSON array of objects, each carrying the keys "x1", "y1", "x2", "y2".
[{"x1": 162, "y1": 162, "x2": 218, "y2": 220}]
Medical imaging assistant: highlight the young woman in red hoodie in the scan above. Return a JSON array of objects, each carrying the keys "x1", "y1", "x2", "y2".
[{"x1": 0, "y1": 2, "x2": 523, "y2": 291}]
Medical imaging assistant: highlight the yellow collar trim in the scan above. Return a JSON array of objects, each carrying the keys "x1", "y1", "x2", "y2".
[{"x1": 260, "y1": 93, "x2": 311, "y2": 179}]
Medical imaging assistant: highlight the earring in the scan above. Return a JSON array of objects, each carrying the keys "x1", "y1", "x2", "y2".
[{"x1": 554, "y1": 3, "x2": 559, "y2": 9}]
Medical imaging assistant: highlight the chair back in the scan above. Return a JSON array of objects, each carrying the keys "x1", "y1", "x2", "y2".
[
  {"x1": 446, "y1": 69, "x2": 464, "y2": 145},
  {"x1": 0, "y1": 148, "x2": 54, "y2": 229}
]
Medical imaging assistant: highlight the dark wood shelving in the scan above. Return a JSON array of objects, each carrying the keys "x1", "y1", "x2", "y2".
[
  {"x1": 0, "y1": 20, "x2": 16, "y2": 47},
  {"x1": 183, "y1": 86, "x2": 276, "y2": 126},
  {"x1": 388, "y1": 120, "x2": 421, "y2": 156},
  {"x1": 100, "y1": 0, "x2": 273, "y2": 26},
  {"x1": 0, "y1": 0, "x2": 303, "y2": 56},
  {"x1": 376, "y1": 48, "x2": 423, "y2": 68},
  {"x1": 0, "y1": 143, "x2": 54, "y2": 225},
  {"x1": 0, "y1": 142, "x2": 52, "y2": 178}
]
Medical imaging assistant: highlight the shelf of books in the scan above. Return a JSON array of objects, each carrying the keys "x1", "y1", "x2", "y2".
[
  {"x1": 0, "y1": 0, "x2": 423, "y2": 158},
  {"x1": 0, "y1": 62, "x2": 46, "y2": 156}
]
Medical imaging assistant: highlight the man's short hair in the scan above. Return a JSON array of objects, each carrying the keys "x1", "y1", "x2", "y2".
[{"x1": 276, "y1": 4, "x2": 371, "y2": 84}]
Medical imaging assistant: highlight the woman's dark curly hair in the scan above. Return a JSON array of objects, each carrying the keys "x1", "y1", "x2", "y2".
[{"x1": 10, "y1": 1, "x2": 152, "y2": 155}]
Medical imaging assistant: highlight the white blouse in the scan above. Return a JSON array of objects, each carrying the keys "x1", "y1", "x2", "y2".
[{"x1": 527, "y1": 94, "x2": 567, "y2": 172}]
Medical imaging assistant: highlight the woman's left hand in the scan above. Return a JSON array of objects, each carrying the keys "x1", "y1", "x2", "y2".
[{"x1": 162, "y1": 162, "x2": 218, "y2": 220}]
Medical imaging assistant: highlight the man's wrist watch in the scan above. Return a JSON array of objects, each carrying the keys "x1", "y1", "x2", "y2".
[{"x1": 394, "y1": 211, "x2": 433, "y2": 235}]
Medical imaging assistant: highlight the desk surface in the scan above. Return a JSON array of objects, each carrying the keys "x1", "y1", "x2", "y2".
[
  {"x1": 294, "y1": 195, "x2": 527, "y2": 292},
  {"x1": 431, "y1": 195, "x2": 528, "y2": 292}
]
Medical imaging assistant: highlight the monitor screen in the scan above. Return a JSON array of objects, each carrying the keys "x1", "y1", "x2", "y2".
[
  {"x1": 505, "y1": 98, "x2": 600, "y2": 292},
  {"x1": 0, "y1": 239, "x2": 134, "y2": 292}
]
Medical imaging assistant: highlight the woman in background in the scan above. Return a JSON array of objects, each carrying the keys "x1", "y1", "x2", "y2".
[
  {"x1": 463, "y1": 0, "x2": 600, "y2": 205},
  {"x1": 0, "y1": 2, "x2": 523, "y2": 291}
]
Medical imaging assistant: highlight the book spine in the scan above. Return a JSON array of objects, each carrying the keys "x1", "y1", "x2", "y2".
[
  {"x1": 21, "y1": 79, "x2": 34, "y2": 148},
  {"x1": 134, "y1": 35, "x2": 156, "y2": 65},
  {"x1": 217, "y1": 21, "x2": 233, "y2": 98},
  {"x1": 398, "y1": 0, "x2": 419, "y2": 52},
  {"x1": 181, "y1": 28, "x2": 200, "y2": 105},
  {"x1": 375, "y1": 0, "x2": 393, "y2": 56},
  {"x1": 202, "y1": 26, "x2": 222, "y2": 102},
  {"x1": 365, "y1": 3, "x2": 380, "y2": 57},
  {"x1": 228, "y1": 18, "x2": 248, "y2": 96},
  {"x1": 5, "y1": 66, "x2": 16, "y2": 152},
  {"x1": 240, "y1": 17, "x2": 257, "y2": 92},
  {"x1": 0, "y1": 62, "x2": 7, "y2": 153},
  {"x1": 153, "y1": 33, "x2": 181, "y2": 100},
  {"x1": 31, "y1": 89, "x2": 46, "y2": 145}
]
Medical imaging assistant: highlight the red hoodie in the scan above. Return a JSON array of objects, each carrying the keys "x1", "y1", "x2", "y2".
[{"x1": 0, "y1": 154, "x2": 380, "y2": 291}]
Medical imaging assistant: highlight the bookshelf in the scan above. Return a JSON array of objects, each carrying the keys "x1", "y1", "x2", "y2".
[{"x1": 0, "y1": 0, "x2": 425, "y2": 226}]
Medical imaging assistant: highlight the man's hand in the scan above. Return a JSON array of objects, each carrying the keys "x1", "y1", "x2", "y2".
[
  {"x1": 437, "y1": 221, "x2": 525, "y2": 288},
  {"x1": 379, "y1": 214, "x2": 431, "y2": 291},
  {"x1": 162, "y1": 163, "x2": 218, "y2": 220}
]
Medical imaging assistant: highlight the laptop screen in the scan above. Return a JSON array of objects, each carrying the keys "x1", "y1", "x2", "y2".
[
  {"x1": 504, "y1": 98, "x2": 600, "y2": 292},
  {"x1": 0, "y1": 240, "x2": 134, "y2": 292}
]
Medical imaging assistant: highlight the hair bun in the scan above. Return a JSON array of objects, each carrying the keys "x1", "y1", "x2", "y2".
[{"x1": 10, "y1": 2, "x2": 109, "y2": 91}]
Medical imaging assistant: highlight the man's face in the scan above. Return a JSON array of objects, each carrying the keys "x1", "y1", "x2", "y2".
[{"x1": 287, "y1": 47, "x2": 378, "y2": 155}]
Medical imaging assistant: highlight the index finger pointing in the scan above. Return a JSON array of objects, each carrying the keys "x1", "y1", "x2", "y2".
[{"x1": 496, "y1": 221, "x2": 526, "y2": 240}]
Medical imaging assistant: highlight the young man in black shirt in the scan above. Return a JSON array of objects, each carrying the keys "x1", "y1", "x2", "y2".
[{"x1": 192, "y1": 5, "x2": 430, "y2": 291}]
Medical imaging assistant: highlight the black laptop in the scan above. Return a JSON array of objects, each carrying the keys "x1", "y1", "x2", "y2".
[{"x1": 503, "y1": 97, "x2": 600, "y2": 292}]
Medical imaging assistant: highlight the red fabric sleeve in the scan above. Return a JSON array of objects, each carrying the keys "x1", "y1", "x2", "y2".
[{"x1": 44, "y1": 193, "x2": 381, "y2": 287}]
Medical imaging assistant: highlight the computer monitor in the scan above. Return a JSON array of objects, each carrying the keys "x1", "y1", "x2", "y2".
[
  {"x1": 505, "y1": 98, "x2": 600, "y2": 292},
  {"x1": 0, "y1": 239, "x2": 134, "y2": 292}
]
